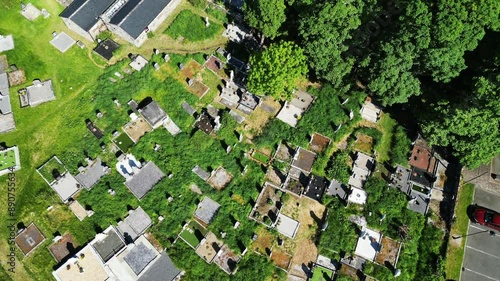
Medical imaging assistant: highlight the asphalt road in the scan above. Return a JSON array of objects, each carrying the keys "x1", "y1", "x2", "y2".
[{"x1": 461, "y1": 188, "x2": 500, "y2": 281}]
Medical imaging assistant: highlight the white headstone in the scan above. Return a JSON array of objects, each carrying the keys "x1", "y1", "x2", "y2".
[{"x1": 205, "y1": 16, "x2": 210, "y2": 28}]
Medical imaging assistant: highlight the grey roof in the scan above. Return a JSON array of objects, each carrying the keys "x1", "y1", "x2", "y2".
[
  {"x1": 192, "y1": 165, "x2": 210, "y2": 181},
  {"x1": 0, "y1": 113, "x2": 15, "y2": 133},
  {"x1": 0, "y1": 72, "x2": 10, "y2": 114},
  {"x1": 109, "y1": 0, "x2": 173, "y2": 39},
  {"x1": 138, "y1": 252, "x2": 181, "y2": 281},
  {"x1": 139, "y1": 100, "x2": 166, "y2": 127},
  {"x1": 181, "y1": 101, "x2": 196, "y2": 116},
  {"x1": 194, "y1": 197, "x2": 220, "y2": 225},
  {"x1": 125, "y1": 161, "x2": 165, "y2": 199},
  {"x1": 124, "y1": 242, "x2": 157, "y2": 275},
  {"x1": 326, "y1": 180, "x2": 348, "y2": 199},
  {"x1": 26, "y1": 80, "x2": 56, "y2": 106},
  {"x1": 491, "y1": 155, "x2": 500, "y2": 176},
  {"x1": 60, "y1": 0, "x2": 116, "y2": 31},
  {"x1": 408, "y1": 189, "x2": 430, "y2": 215},
  {"x1": 75, "y1": 158, "x2": 108, "y2": 189},
  {"x1": 118, "y1": 206, "x2": 152, "y2": 242},
  {"x1": 92, "y1": 228, "x2": 126, "y2": 262}
]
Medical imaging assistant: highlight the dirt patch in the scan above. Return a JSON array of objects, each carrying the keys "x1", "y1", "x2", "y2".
[
  {"x1": 282, "y1": 196, "x2": 326, "y2": 279},
  {"x1": 8, "y1": 69, "x2": 26, "y2": 86},
  {"x1": 271, "y1": 249, "x2": 293, "y2": 270},
  {"x1": 353, "y1": 133, "x2": 373, "y2": 154},
  {"x1": 123, "y1": 116, "x2": 152, "y2": 142},
  {"x1": 309, "y1": 133, "x2": 331, "y2": 153},
  {"x1": 188, "y1": 80, "x2": 209, "y2": 98},
  {"x1": 250, "y1": 184, "x2": 283, "y2": 226},
  {"x1": 375, "y1": 236, "x2": 401, "y2": 266},
  {"x1": 250, "y1": 227, "x2": 274, "y2": 256},
  {"x1": 180, "y1": 59, "x2": 203, "y2": 79},
  {"x1": 204, "y1": 55, "x2": 227, "y2": 78}
]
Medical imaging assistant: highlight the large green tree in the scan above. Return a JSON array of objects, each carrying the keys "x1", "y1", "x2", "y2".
[
  {"x1": 298, "y1": 0, "x2": 363, "y2": 89},
  {"x1": 421, "y1": 74, "x2": 500, "y2": 168},
  {"x1": 244, "y1": 0, "x2": 286, "y2": 39},
  {"x1": 247, "y1": 41, "x2": 307, "y2": 100}
]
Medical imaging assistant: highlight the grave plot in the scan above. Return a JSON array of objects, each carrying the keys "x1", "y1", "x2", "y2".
[
  {"x1": 249, "y1": 183, "x2": 284, "y2": 227},
  {"x1": 178, "y1": 220, "x2": 208, "y2": 249}
]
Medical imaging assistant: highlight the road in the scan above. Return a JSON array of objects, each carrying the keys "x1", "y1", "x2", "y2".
[{"x1": 461, "y1": 188, "x2": 500, "y2": 281}]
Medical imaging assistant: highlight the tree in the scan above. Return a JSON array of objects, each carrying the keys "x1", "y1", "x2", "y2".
[
  {"x1": 421, "y1": 74, "x2": 500, "y2": 168},
  {"x1": 247, "y1": 41, "x2": 307, "y2": 100},
  {"x1": 244, "y1": 0, "x2": 286, "y2": 39},
  {"x1": 298, "y1": 1, "x2": 363, "y2": 88}
]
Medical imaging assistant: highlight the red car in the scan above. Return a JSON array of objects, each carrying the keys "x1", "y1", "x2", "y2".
[{"x1": 472, "y1": 205, "x2": 500, "y2": 231}]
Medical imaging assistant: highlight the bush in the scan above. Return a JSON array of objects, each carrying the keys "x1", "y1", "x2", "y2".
[
  {"x1": 318, "y1": 198, "x2": 358, "y2": 255},
  {"x1": 326, "y1": 150, "x2": 351, "y2": 184},
  {"x1": 391, "y1": 126, "x2": 411, "y2": 166},
  {"x1": 165, "y1": 10, "x2": 223, "y2": 42},
  {"x1": 189, "y1": 0, "x2": 206, "y2": 8}
]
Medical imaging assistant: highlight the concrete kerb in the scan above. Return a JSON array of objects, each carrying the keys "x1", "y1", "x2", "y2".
[{"x1": 458, "y1": 185, "x2": 475, "y2": 281}]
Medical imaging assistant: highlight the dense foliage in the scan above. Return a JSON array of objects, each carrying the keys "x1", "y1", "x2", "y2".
[
  {"x1": 246, "y1": 0, "x2": 500, "y2": 167},
  {"x1": 247, "y1": 41, "x2": 307, "y2": 100},
  {"x1": 318, "y1": 199, "x2": 358, "y2": 255}
]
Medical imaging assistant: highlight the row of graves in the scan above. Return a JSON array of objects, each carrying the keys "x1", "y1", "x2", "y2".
[
  {"x1": 175, "y1": 197, "x2": 242, "y2": 275},
  {"x1": 0, "y1": 53, "x2": 27, "y2": 133},
  {"x1": 310, "y1": 217, "x2": 403, "y2": 281},
  {"x1": 51, "y1": 207, "x2": 183, "y2": 281},
  {"x1": 389, "y1": 136, "x2": 448, "y2": 215},
  {"x1": 36, "y1": 155, "x2": 110, "y2": 220}
]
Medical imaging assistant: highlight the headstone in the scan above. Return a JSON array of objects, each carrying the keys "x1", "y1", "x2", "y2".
[
  {"x1": 229, "y1": 70, "x2": 234, "y2": 81},
  {"x1": 52, "y1": 236, "x2": 62, "y2": 243},
  {"x1": 96, "y1": 112, "x2": 103, "y2": 118},
  {"x1": 226, "y1": 146, "x2": 232, "y2": 154},
  {"x1": 220, "y1": 232, "x2": 226, "y2": 238},
  {"x1": 234, "y1": 221, "x2": 240, "y2": 229},
  {"x1": 52, "y1": 31, "x2": 57, "y2": 38},
  {"x1": 179, "y1": 63, "x2": 184, "y2": 70},
  {"x1": 334, "y1": 123, "x2": 342, "y2": 133},
  {"x1": 46, "y1": 205, "x2": 53, "y2": 211},
  {"x1": 109, "y1": 77, "x2": 117, "y2": 83},
  {"x1": 168, "y1": 173, "x2": 173, "y2": 179},
  {"x1": 76, "y1": 41, "x2": 85, "y2": 49},
  {"x1": 114, "y1": 72, "x2": 123, "y2": 78},
  {"x1": 187, "y1": 79, "x2": 194, "y2": 86},
  {"x1": 113, "y1": 99, "x2": 121, "y2": 107},
  {"x1": 168, "y1": 197, "x2": 174, "y2": 202},
  {"x1": 154, "y1": 143, "x2": 161, "y2": 151},
  {"x1": 164, "y1": 54, "x2": 170, "y2": 62},
  {"x1": 154, "y1": 49, "x2": 160, "y2": 55},
  {"x1": 158, "y1": 216, "x2": 164, "y2": 221},
  {"x1": 41, "y1": 9, "x2": 50, "y2": 18},
  {"x1": 87, "y1": 210, "x2": 95, "y2": 217},
  {"x1": 349, "y1": 110, "x2": 354, "y2": 120},
  {"x1": 341, "y1": 98, "x2": 349, "y2": 105},
  {"x1": 205, "y1": 16, "x2": 210, "y2": 28},
  {"x1": 154, "y1": 63, "x2": 160, "y2": 70}
]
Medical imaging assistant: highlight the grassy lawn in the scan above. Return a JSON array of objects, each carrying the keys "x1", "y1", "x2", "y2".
[
  {"x1": 113, "y1": 133, "x2": 134, "y2": 152},
  {"x1": 0, "y1": 149, "x2": 16, "y2": 170},
  {"x1": 165, "y1": 10, "x2": 224, "y2": 42},
  {"x1": 37, "y1": 157, "x2": 66, "y2": 182},
  {"x1": 445, "y1": 183, "x2": 475, "y2": 280},
  {"x1": 253, "y1": 151, "x2": 270, "y2": 163},
  {"x1": 311, "y1": 266, "x2": 334, "y2": 281}
]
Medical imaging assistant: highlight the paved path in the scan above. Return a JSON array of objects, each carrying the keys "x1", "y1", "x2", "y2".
[{"x1": 461, "y1": 189, "x2": 500, "y2": 281}]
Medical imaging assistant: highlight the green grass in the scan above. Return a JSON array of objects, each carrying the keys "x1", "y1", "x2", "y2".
[
  {"x1": 0, "y1": 149, "x2": 16, "y2": 170},
  {"x1": 205, "y1": 6, "x2": 228, "y2": 23},
  {"x1": 375, "y1": 113, "x2": 396, "y2": 163},
  {"x1": 37, "y1": 157, "x2": 67, "y2": 182},
  {"x1": 165, "y1": 10, "x2": 223, "y2": 42},
  {"x1": 311, "y1": 266, "x2": 334, "y2": 281},
  {"x1": 113, "y1": 133, "x2": 134, "y2": 152},
  {"x1": 253, "y1": 151, "x2": 270, "y2": 163},
  {"x1": 446, "y1": 183, "x2": 475, "y2": 280},
  {"x1": 179, "y1": 220, "x2": 207, "y2": 248}
]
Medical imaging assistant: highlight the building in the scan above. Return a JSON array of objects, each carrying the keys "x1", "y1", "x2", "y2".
[
  {"x1": 138, "y1": 99, "x2": 167, "y2": 128},
  {"x1": 53, "y1": 230, "x2": 181, "y2": 281},
  {"x1": 0, "y1": 72, "x2": 15, "y2": 133},
  {"x1": 60, "y1": 0, "x2": 115, "y2": 41},
  {"x1": 60, "y1": 0, "x2": 181, "y2": 46},
  {"x1": 124, "y1": 161, "x2": 165, "y2": 200},
  {"x1": 75, "y1": 157, "x2": 109, "y2": 189},
  {"x1": 194, "y1": 197, "x2": 221, "y2": 227},
  {"x1": 15, "y1": 223, "x2": 45, "y2": 256},
  {"x1": 360, "y1": 98, "x2": 382, "y2": 123},
  {"x1": 117, "y1": 206, "x2": 153, "y2": 243},
  {"x1": 291, "y1": 147, "x2": 316, "y2": 175},
  {"x1": 26, "y1": 79, "x2": 56, "y2": 107}
]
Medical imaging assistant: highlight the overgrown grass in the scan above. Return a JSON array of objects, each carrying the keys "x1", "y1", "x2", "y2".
[
  {"x1": 166, "y1": 10, "x2": 224, "y2": 42},
  {"x1": 446, "y1": 183, "x2": 475, "y2": 280}
]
